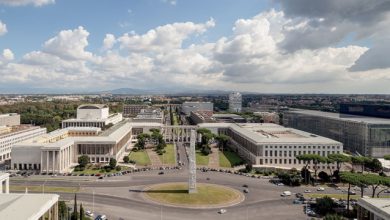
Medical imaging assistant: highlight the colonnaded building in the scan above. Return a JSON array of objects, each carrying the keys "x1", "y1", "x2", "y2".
[{"x1": 11, "y1": 104, "x2": 343, "y2": 173}]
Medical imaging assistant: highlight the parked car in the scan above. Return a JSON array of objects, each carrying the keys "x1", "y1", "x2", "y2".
[
  {"x1": 293, "y1": 199, "x2": 303, "y2": 204},
  {"x1": 304, "y1": 189, "x2": 312, "y2": 193},
  {"x1": 242, "y1": 184, "x2": 248, "y2": 188},
  {"x1": 95, "y1": 215, "x2": 107, "y2": 220},
  {"x1": 277, "y1": 183, "x2": 284, "y2": 186},
  {"x1": 317, "y1": 187, "x2": 325, "y2": 191},
  {"x1": 158, "y1": 171, "x2": 164, "y2": 175},
  {"x1": 348, "y1": 191, "x2": 356, "y2": 195}
]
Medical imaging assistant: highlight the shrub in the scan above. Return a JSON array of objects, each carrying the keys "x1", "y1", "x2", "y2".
[
  {"x1": 105, "y1": 167, "x2": 112, "y2": 172},
  {"x1": 115, "y1": 166, "x2": 121, "y2": 171},
  {"x1": 123, "y1": 156, "x2": 130, "y2": 163}
]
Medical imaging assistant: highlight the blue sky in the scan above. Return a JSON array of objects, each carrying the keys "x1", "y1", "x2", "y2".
[
  {"x1": 0, "y1": 0, "x2": 272, "y2": 58},
  {"x1": 0, "y1": 0, "x2": 389, "y2": 94}
]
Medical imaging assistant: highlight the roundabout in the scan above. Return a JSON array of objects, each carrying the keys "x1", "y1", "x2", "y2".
[{"x1": 143, "y1": 182, "x2": 244, "y2": 208}]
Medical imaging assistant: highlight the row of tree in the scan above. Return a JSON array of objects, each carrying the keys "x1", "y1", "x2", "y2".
[
  {"x1": 196, "y1": 128, "x2": 229, "y2": 156},
  {"x1": 58, "y1": 194, "x2": 90, "y2": 220},
  {"x1": 134, "y1": 128, "x2": 167, "y2": 154}
]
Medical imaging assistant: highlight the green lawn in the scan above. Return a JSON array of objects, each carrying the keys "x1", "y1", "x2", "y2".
[
  {"x1": 158, "y1": 144, "x2": 176, "y2": 165},
  {"x1": 219, "y1": 151, "x2": 243, "y2": 167},
  {"x1": 129, "y1": 150, "x2": 151, "y2": 166},
  {"x1": 172, "y1": 113, "x2": 179, "y2": 125},
  {"x1": 196, "y1": 150, "x2": 209, "y2": 166},
  {"x1": 145, "y1": 183, "x2": 240, "y2": 207}
]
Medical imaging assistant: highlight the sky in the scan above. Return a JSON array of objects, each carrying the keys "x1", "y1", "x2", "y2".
[{"x1": 0, "y1": 0, "x2": 390, "y2": 94}]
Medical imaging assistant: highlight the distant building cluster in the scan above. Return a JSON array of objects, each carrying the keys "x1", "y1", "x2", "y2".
[{"x1": 181, "y1": 102, "x2": 213, "y2": 116}]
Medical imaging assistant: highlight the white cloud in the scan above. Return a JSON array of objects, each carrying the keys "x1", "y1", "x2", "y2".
[
  {"x1": 0, "y1": 20, "x2": 7, "y2": 36},
  {"x1": 0, "y1": 10, "x2": 389, "y2": 93},
  {"x1": 2, "y1": 49, "x2": 14, "y2": 60},
  {"x1": 43, "y1": 26, "x2": 93, "y2": 61},
  {"x1": 118, "y1": 19, "x2": 215, "y2": 53},
  {"x1": 102, "y1": 34, "x2": 116, "y2": 50},
  {"x1": 0, "y1": 0, "x2": 54, "y2": 6},
  {"x1": 162, "y1": 0, "x2": 177, "y2": 6}
]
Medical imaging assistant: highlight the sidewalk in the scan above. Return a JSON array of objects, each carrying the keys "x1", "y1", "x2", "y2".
[
  {"x1": 146, "y1": 148, "x2": 163, "y2": 167},
  {"x1": 208, "y1": 144, "x2": 219, "y2": 168}
]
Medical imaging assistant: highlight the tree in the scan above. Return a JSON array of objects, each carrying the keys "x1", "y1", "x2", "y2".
[
  {"x1": 351, "y1": 156, "x2": 371, "y2": 173},
  {"x1": 109, "y1": 158, "x2": 117, "y2": 169},
  {"x1": 123, "y1": 155, "x2": 130, "y2": 163},
  {"x1": 71, "y1": 194, "x2": 78, "y2": 220},
  {"x1": 296, "y1": 154, "x2": 326, "y2": 184},
  {"x1": 365, "y1": 158, "x2": 382, "y2": 173},
  {"x1": 340, "y1": 172, "x2": 363, "y2": 212},
  {"x1": 215, "y1": 134, "x2": 229, "y2": 150},
  {"x1": 78, "y1": 155, "x2": 90, "y2": 168},
  {"x1": 79, "y1": 203, "x2": 84, "y2": 220},
  {"x1": 135, "y1": 133, "x2": 150, "y2": 150},
  {"x1": 316, "y1": 196, "x2": 335, "y2": 215},
  {"x1": 328, "y1": 153, "x2": 350, "y2": 173},
  {"x1": 296, "y1": 154, "x2": 312, "y2": 184},
  {"x1": 318, "y1": 171, "x2": 330, "y2": 182},
  {"x1": 58, "y1": 201, "x2": 68, "y2": 220}
]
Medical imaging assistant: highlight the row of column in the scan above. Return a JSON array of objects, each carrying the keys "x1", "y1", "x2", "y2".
[
  {"x1": 163, "y1": 126, "x2": 197, "y2": 143},
  {"x1": 41, "y1": 146, "x2": 73, "y2": 174},
  {"x1": 0, "y1": 174, "x2": 9, "y2": 194}
]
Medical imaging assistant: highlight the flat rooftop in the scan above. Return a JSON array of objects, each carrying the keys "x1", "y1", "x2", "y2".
[
  {"x1": 358, "y1": 198, "x2": 390, "y2": 219},
  {"x1": 0, "y1": 193, "x2": 59, "y2": 220},
  {"x1": 199, "y1": 123, "x2": 342, "y2": 145},
  {"x1": 288, "y1": 109, "x2": 390, "y2": 124}
]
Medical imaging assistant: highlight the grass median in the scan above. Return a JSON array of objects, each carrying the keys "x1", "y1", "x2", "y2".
[{"x1": 10, "y1": 185, "x2": 79, "y2": 193}]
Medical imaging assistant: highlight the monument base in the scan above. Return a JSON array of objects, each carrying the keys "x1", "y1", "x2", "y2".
[{"x1": 188, "y1": 188, "x2": 197, "y2": 194}]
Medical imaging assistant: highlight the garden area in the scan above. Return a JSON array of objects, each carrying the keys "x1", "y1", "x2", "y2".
[
  {"x1": 158, "y1": 144, "x2": 176, "y2": 165},
  {"x1": 128, "y1": 150, "x2": 152, "y2": 166},
  {"x1": 219, "y1": 150, "x2": 244, "y2": 167},
  {"x1": 196, "y1": 150, "x2": 209, "y2": 165}
]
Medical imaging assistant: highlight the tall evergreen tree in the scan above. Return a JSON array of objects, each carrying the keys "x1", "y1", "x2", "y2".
[
  {"x1": 79, "y1": 203, "x2": 84, "y2": 220},
  {"x1": 71, "y1": 194, "x2": 78, "y2": 220}
]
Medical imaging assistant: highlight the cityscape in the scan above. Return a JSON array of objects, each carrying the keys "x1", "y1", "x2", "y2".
[{"x1": 0, "y1": 1, "x2": 390, "y2": 220}]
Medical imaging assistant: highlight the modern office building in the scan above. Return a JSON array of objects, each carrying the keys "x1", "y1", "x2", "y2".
[
  {"x1": 123, "y1": 104, "x2": 149, "y2": 117},
  {"x1": 0, "y1": 113, "x2": 20, "y2": 126},
  {"x1": 213, "y1": 114, "x2": 246, "y2": 123},
  {"x1": 181, "y1": 102, "x2": 213, "y2": 116},
  {"x1": 229, "y1": 92, "x2": 242, "y2": 113},
  {"x1": 283, "y1": 109, "x2": 390, "y2": 157},
  {"x1": 132, "y1": 108, "x2": 164, "y2": 123},
  {"x1": 340, "y1": 103, "x2": 390, "y2": 119},
  {"x1": 199, "y1": 123, "x2": 343, "y2": 170},
  {"x1": 62, "y1": 104, "x2": 123, "y2": 128},
  {"x1": 0, "y1": 125, "x2": 46, "y2": 163},
  {"x1": 190, "y1": 111, "x2": 215, "y2": 124},
  {"x1": 0, "y1": 193, "x2": 59, "y2": 220},
  {"x1": 357, "y1": 198, "x2": 390, "y2": 220}
]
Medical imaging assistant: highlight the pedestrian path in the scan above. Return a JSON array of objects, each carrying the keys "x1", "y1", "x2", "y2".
[
  {"x1": 146, "y1": 148, "x2": 163, "y2": 167},
  {"x1": 208, "y1": 144, "x2": 220, "y2": 168}
]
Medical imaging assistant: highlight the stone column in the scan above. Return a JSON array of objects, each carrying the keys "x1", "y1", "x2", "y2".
[
  {"x1": 52, "y1": 151, "x2": 55, "y2": 174},
  {"x1": 5, "y1": 178, "x2": 9, "y2": 194},
  {"x1": 188, "y1": 129, "x2": 197, "y2": 194},
  {"x1": 46, "y1": 151, "x2": 49, "y2": 174},
  {"x1": 0, "y1": 180, "x2": 3, "y2": 193}
]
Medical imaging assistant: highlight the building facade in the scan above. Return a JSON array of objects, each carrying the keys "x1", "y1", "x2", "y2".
[
  {"x1": 123, "y1": 105, "x2": 149, "y2": 117},
  {"x1": 357, "y1": 198, "x2": 390, "y2": 220},
  {"x1": 229, "y1": 92, "x2": 242, "y2": 113},
  {"x1": 283, "y1": 109, "x2": 390, "y2": 157},
  {"x1": 181, "y1": 102, "x2": 213, "y2": 116},
  {"x1": 199, "y1": 123, "x2": 343, "y2": 170},
  {"x1": 62, "y1": 104, "x2": 123, "y2": 129},
  {"x1": 0, "y1": 113, "x2": 20, "y2": 127},
  {"x1": 0, "y1": 125, "x2": 46, "y2": 163}
]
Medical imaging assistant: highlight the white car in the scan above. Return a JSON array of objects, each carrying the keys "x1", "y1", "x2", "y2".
[
  {"x1": 304, "y1": 189, "x2": 311, "y2": 193},
  {"x1": 85, "y1": 211, "x2": 94, "y2": 217},
  {"x1": 317, "y1": 187, "x2": 325, "y2": 191},
  {"x1": 281, "y1": 191, "x2": 292, "y2": 196},
  {"x1": 277, "y1": 183, "x2": 284, "y2": 186},
  {"x1": 218, "y1": 209, "x2": 227, "y2": 214}
]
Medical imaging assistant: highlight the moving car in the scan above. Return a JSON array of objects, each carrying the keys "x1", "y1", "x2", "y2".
[
  {"x1": 86, "y1": 211, "x2": 94, "y2": 217},
  {"x1": 95, "y1": 215, "x2": 107, "y2": 220},
  {"x1": 317, "y1": 187, "x2": 325, "y2": 191},
  {"x1": 304, "y1": 189, "x2": 311, "y2": 193},
  {"x1": 243, "y1": 189, "x2": 249, "y2": 193},
  {"x1": 281, "y1": 191, "x2": 291, "y2": 196},
  {"x1": 218, "y1": 209, "x2": 227, "y2": 214}
]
